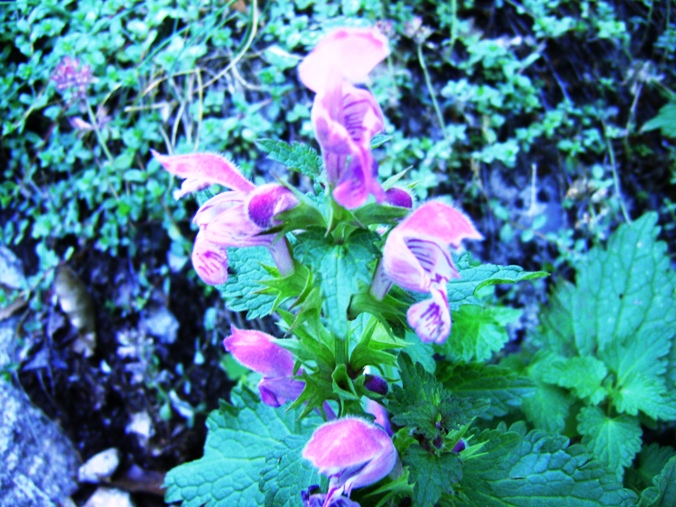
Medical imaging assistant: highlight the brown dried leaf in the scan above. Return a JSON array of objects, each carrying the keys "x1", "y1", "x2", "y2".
[{"x1": 55, "y1": 265, "x2": 97, "y2": 356}]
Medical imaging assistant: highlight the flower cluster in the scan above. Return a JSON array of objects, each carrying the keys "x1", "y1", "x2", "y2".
[
  {"x1": 51, "y1": 56, "x2": 93, "y2": 99},
  {"x1": 154, "y1": 26, "x2": 481, "y2": 507}
]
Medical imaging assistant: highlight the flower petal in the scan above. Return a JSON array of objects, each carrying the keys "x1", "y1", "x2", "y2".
[
  {"x1": 246, "y1": 183, "x2": 299, "y2": 229},
  {"x1": 406, "y1": 286, "x2": 451, "y2": 344},
  {"x1": 258, "y1": 376, "x2": 305, "y2": 407},
  {"x1": 298, "y1": 27, "x2": 390, "y2": 93},
  {"x1": 192, "y1": 231, "x2": 229, "y2": 285},
  {"x1": 302, "y1": 417, "x2": 395, "y2": 487},
  {"x1": 193, "y1": 191, "x2": 245, "y2": 228},
  {"x1": 223, "y1": 328, "x2": 295, "y2": 378},
  {"x1": 202, "y1": 201, "x2": 272, "y2": 247},
  {"x1": 151, "y1": 150, "x2": 256, "y2": 195},
  {"x1": 398, "y1": 201, "x2": 483, "y2": 248}
]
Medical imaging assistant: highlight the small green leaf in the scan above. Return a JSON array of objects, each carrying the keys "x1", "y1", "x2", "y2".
[
  {"x1": 541, "y1": 355, "x2": 609, "y2": 405},
  {"x1": 448, "y1": 254, "x2": 548, "y2": 310},
  {"x1": 609, "y1": 373, "x2": 676, "y2": 421},
  {"x1": 641, "y1": 103, "x2": 676, "y2": 137},
  {"x1": 577, "y1": 405, "x2": 642, "y2": 480},
  {"x1": 256, "y1": 139, "x2": 322, "y2": 177},
  {"x1": 220, "y1": 246, "x2": 277, "y2": 319},
  {"x1": 404, "y1": 444, "x2": 462, "y2": 506},
  {"x1": 439, "y1": 305, "x2": 521, "y2": 362}
]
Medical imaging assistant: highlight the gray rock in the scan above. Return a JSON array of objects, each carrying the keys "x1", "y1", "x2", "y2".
[{"x1": 0, "y1": 320, "x2": 81, "y2": 506}]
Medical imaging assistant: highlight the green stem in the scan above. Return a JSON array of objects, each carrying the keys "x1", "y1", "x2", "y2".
[
  {"x1": 417, "y1": 42, "x2": 450, "y2": 147},
  {"x1": 85, "y1": 101, "x2": 114, "y2": 162}
]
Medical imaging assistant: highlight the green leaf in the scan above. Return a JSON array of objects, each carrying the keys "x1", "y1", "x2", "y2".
[
  {"x1": 452, "y1": 424, "x2": 638, "y2": 506},
  {"x1": 542, "y1": 213, "x2": 676, "y2": 356},
  {"x1": 259, "y1": 434, "x2": 324, "y2": 507},
  {"x1": 609, "y1": 373, "x2": 676, "y2": 421},
  {"x1": 439, "y1": 305, "x2": 521, "y2": 362},
  {"x1": 521, "y1": 356, "x2": 573, "y2": 433},
  {"x1": 388, "y1": 355, "x2": 488, "y2": 441},
  {"x1": 538, "y1": 213, "x2": 676, "y2": 421},
  {"x1": 220, "y1": 246, "x2": 277, "y2": 319},
  {"x1": 404, "y1": 444, "x2": 462, "y2": 506},
  {"x1": 577, "y1": 406, "x2": 642, "y2": 480},
  {"x1": 437, "y1": 363, "x2": 535, "y2": 419},
  {"x1": 448, "y1": 254, "x2": 548, "y2": 310},
  {"x1": 541, "y1": 355, "x2": 609, "y2": 405},
  {"x1": 638, "y1": 456, "x2": 676, "y2": 507},
  {"x1": 294, "y1": 230, "x2": 379, "y2": 339},
  {"x1": 256, "y1": 139, "x2": 322, "y2": 177},
  {"x1": 626, "y1": 444, "x2": 676, "y2": 493},
  {"x1": 164, "y1": 387, "x2": 300, "y2": 507},
  {"x1": 641, "y1": 103, "x2": 676, "y2": 137}
]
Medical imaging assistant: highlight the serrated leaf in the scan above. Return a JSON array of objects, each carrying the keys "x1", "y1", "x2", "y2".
[
  {"x1": 577, "y1": 405, "x2": 642, "y2": 480},
  {"x1": 164, "y1": 386, "x2": 300, "y2": 507},
  {"x1": 626, "y1": 443, "x2": 676, "y2": 493},
  {"x1": 256, "y1": 139, "x2": 322, "y2": 177},
  {"x1": 638, "y1": 456, "x2": 676, "y2": 507},
  {"x1": 447, "y1": 255, "x2": 548, "y2": 310},
  {"x1": 440, "y1": 305, "x2": 521, "y2": 362},
  {"x1": 220, "y1": 246, "x2": 277, "y2": 319},
  {"x1": 538, "y1": 213, "x2": 676, "y2": 421},
  {"x1": 541, "y1": 356, "x2": 609, "y2": 405},
  {"x1": 388, "y1": 355, "x2": 488, "y2": 441},
  {"x1": 259, "y1": 434, "x2": 324, "y2": 507},
  {"x1": 437, "y1": 363, "x2": 535, "y2": 419},
  {"x1": 610, "y1": 372, "x2": 676, "y2": 420},
  {"x1": 452, "y1": 425, "x2": 638, "y2": 506},
  {"x1": 405, "y1": 444, "x2": 462, "y2": 506}
]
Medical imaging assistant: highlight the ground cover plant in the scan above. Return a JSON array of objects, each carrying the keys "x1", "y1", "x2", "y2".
[{"x1": 1, "y1": 0, "x2": 675, "y2": 506}]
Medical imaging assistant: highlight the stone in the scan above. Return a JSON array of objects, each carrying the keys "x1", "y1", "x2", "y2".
[{"x1": 0, "y1": 375, "x2": 80, "y2": 506}]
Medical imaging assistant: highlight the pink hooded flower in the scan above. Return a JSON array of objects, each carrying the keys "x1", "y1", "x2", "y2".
[
  {"x1": 152, "y1": 151, "x2": 297, "y2": 284},
  {"x1": 380, "y1": 202, "x2": 482, "y2": 343},
  {"x1": 303, "y1": 417, "x2": 396, "y2": 507},
  {"x1": 223, "y1": 328, "x2": 304, "y2": 407},
  {"x1": 298, "y1": 27, "x2": 390, "y2": 209}
]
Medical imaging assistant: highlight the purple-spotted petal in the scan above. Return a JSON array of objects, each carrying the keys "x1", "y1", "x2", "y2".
[
  {"x1": 406, "y1": 286, "x2": 451, "y2": 344},
  {"x1": 192, "y1": 231, "x2": 229, "y2": 285},
  {"x1": 397, "y1": 201, "x2": 483, "y2": 248},
  {"x1": 246, "y1": 183, "x2": 299, "y2": 229},
  {"x1": 333, "y1": 150, "x2": 385, "y2": 209},
  {"x1": 152, "y1": 150, "x2": 256, "y2": 195},
  {"x1": 223, "y1": 328, "x2": 295, "y2": 378},
  {"x1": 298, "y1": 27, "x2": 390, "y2": 93}
]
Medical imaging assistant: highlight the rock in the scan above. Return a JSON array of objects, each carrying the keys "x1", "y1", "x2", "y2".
[
  {"x1": 78, "y1": 448, "x2": 121, "y2": 483},
  {"x1": 83, "y1": 487, "x2": 135, "y2": 507},
  {"x1": 0, "y1": 372, "x2": 80, "y2": 506},
  {"x1": 1, "y1": 259, "x2": 81, "y2": 506}
]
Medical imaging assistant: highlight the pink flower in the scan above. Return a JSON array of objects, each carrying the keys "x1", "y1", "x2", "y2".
[
  {"x1": 152, "y1": 151, "x2": 297, "y2": 284},
  {"x1": 303, "y1": 417, "x2": 396, "y2": 506},
  {"x1": 299, "y1": 27, "x2": 390, "y2": 209},
  {"x1": 380, "y1": 202, "x2": 482, "y2": 343},
  {"x1": 223, "y1": 328, "x2": 304, "y2": 407}
]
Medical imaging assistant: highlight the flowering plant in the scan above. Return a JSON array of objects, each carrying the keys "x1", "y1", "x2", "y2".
[{"x1": 153, "y1": 26, "x2": 649, "y2": 507}]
